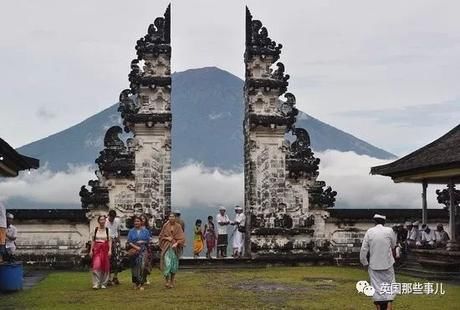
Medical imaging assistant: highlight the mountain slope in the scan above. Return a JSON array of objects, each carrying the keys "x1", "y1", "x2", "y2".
[{"x1": 18, "y1": 67, "x2": 395, "y2": 171}]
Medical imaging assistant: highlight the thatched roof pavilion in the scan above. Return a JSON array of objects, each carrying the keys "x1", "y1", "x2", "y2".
[
  {"x1": 0, "y1": 138, "x2": 39, "y2": 177},
  {"x1": 371, "y1": 124, "x2": 460, "y2": 251}
]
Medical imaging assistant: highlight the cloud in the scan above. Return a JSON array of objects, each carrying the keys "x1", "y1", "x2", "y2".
[
  {"x1": 36, "y1": 107, "x2": 57, "y2": 120},
  {"x1": 208, "y1": 112, "x2": 224, "y2": 120},
  {"x1": 172, "y1": 163, "x2": 243, "y2": 208},
  {"x1": 0, "y1": 165, "x2": 93, "y2": 204},
  {"x1": 318, "y1": 150, "x2": 440, "y2": 209},
  {"x1": 0, "y1": 151, "x2": 444, "y2": 210},
  {"x1": 0, "y1": 162, "x2": 244, "y2": 209}
]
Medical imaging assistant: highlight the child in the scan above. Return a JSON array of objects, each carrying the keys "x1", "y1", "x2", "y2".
[
  {"x1": 193, "y1": 219, "x2": 204, "y2": 258},
  {"x1": 204, "y1": 216, "x2": 216, "y2": 259}
]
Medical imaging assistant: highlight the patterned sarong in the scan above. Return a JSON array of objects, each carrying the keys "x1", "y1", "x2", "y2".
[
  {"x1": 110, "y1": 239, "x2": 122, "y2": 273},
  {"x1": 131, "y1": 245, "x2": 148, "y2": 285},
  {"x1": 162, "y1": 247, "x2": 179, "y2": 277}
]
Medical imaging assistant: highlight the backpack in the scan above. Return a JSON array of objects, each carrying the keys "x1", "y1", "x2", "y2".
[{"x1": 93, "y1": 227, "x2": 109, "y2": 241}]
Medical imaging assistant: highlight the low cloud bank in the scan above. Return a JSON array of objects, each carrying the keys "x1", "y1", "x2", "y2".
[
  {"x1": 0, "y1": 165, "x2": 94, "y2": 204},
  {"x1": 0, "y1": 151, "x2": 442, "y2": 209},
  {"x1": 318, "y1": 150, "x2": 439, "y2": 209}
]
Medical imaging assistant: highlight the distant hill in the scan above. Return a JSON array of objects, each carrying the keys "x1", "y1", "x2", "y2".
[{"x1": 18, "y1": 67, "x2": 395, "y2": 171}]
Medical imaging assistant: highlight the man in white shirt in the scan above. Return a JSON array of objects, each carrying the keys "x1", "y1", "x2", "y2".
[
  {"x1": 231, "y1": 206, "x2": 246, "y2": 258},
  {"x1": 420, "y1": 224, "x2": 435, "y2": 248},
  {"x1": 407, "y1": 221, "x2": 421, "y2": 248},
  {"x1": 0, "y1": 201, "x2": 7, "y2": 263},
  {"x1": 105, "y1": 210, "x2": 122, "y2": 285},
  {"x1": 360, "y1": 214, "x2": 397, "y2": 310},
  {"x1": 216, "y1": 206, "x2": 231, "y2": 258},
  {"x1": 6, "y1": 213, "x2": 17, "y2": 256}
]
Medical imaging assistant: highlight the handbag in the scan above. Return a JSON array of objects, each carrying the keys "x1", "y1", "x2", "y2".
[{"x1": 127, "y1": 246, "x2": 140, "y2": 257}]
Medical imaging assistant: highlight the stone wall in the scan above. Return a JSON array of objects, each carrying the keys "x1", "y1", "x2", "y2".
[{"x1": 9, "y1": 208, "x2": 449, "y2": 267}]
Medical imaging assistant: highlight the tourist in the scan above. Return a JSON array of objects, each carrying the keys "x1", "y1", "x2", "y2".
[
  {"x1": 216, "y1": 206, "x2": 231, "y2": 258},
  {"x1": 193, "y1": 219, "x2": 204, "y2": 258},
  {"x1": 5, "y1": 213, "x2": 17, "y2": 258},
  {"x1": 159, "y1": 213, "x2": 185, "y2": 288},
  {"x1": 420, "y1": 224, "x2": 436, "y2": 248},
  {"x1": 360, "y1": 214, "x2": 397, "y2": 310},
  {"x1": 174, "y1": 210, "x2": 185, "y2": 232},
  {"x1": 127, "y1": 216, "x2": 151, "y2": 290},
  {"x1": 231, "y1": 206, "x2": 245, "y2": 258},
  {"x1": 105, "y1": 210, "x2": 122, "y2": 286},
  {"x1": 90, "y1": 215, "x2": 112, "y2": 289},
  {"x1": 435, "y1": 224, "x2": 450, "y2": 247},
  {"x1": 0, "y1": 201, "x2": 6, "y2": 263},
  {"x1": 407, "y1": 221, "x2": 420, "y2": 248},
  {"x1": 204, "y1": 216, "x2": 217, "y2": 259},
  {"x1": 139, "y1": 214, "x2": 153, "y2": 285}
]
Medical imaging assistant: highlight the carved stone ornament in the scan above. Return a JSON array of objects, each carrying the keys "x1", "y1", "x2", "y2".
[
  {"x1": 128, "y1": 59, "x2": 171, "y2": 94},
  {"x1": 436, "y1": 184, "x2": 460, "y2": 209},
  {"x1": 245, "y1": 7, "x2": 282, "y2": 62},
  {"x1": 95, "y1": 126, "x2": 135, "y2": 178},
  {"x1": 79, "y1": 179, "x2": 109, "y2": 209},
  {"x1": 135, "y1": 4, "x2": 171, "y2": 59},
  {"x1": 309, "y1": 181, "x2": 337, "y2": 209},
  {"x1": 286, "y1": 128, "x2": 320, "y2": 179}
]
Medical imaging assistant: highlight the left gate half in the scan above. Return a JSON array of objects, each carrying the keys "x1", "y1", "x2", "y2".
[{"x1": 79, "y1": 4, "x2": 172, "y2": 241}]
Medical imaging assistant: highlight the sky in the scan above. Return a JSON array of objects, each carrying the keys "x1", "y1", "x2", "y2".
[{"x1": 1, "y1": 0, "x2": 459, "y2": 156}]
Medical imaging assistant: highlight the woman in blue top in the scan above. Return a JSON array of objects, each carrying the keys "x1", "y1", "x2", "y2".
[{"x1": 127, "y1": 216, "x2": 151, "y2": 290}]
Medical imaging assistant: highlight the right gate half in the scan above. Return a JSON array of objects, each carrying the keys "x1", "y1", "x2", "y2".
[{"x1": 244, "y1": 7, "x2": 337, "y2": 259}]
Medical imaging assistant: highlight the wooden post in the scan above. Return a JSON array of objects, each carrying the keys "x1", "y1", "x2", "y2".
[
  {"x1": 422, "y1": 180, "x2": 428, "y2": 224},
  {"x1": 448, "y1": 180, "x2": 456, "y2": 242}
]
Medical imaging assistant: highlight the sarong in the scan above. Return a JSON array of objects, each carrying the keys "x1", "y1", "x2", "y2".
[
  {"x1": 193, "y1": 239, "x2": 204, "y2": 255},
  {"x1": 368, "y1": 266, "x2": 396, "y2": 302},
  {"x1": 131, "y1": 246, "x2": 148, "y2": 285},
  {"x1": 110, "y1": 239, "x2": 122, "y2": 273},
  {"x1": 0, "y1": 227, "x2": 6, "y2": 259},
  {"x1": 162, "y1": 247, "x2": 179, "y2": 277},
  {"x1": 92, "y1": 241, "x2": 110, "y2": 273},
  {"x1": 217, "y1": 234, "x2": 228, "y2": 247},
  {"x1": 0, "y1": 227, "x2": 6, "y2": 245},
  {"x1": 205, "y1": 232, "x2": 216, "y2": 251},
  {"x1": 232, "y1": 230, "x2": 244, "y2": 252},
  {"x1": 92, "y1": 241, "x2": 110, "y2": 286}
]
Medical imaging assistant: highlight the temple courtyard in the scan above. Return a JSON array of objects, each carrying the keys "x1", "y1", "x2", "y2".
[{"x1": 1, "y1": 266, "x2": 460, "y2": 309}]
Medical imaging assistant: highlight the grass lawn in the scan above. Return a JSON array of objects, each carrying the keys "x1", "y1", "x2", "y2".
[{"x1": 1, "y1": 266, "x2": 459, "y2": 309}]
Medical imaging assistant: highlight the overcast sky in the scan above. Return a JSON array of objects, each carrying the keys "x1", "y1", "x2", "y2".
[{"x1": 1, "y1": 0, "x2": 459, "y2": 155}]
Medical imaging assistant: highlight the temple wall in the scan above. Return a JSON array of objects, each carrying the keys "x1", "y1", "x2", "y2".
[
  {"x1": 9, "y1": 210, "x2": 449, "y2": 266},
  {"x1": 12, "y1": 220, "x2": 90, "y2": 266},
  {"x1": 324, "y1": 216, "x2": 450, "y2": 264}
]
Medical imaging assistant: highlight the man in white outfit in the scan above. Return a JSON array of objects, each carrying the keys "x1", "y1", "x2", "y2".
[
  {"x1": 360, "y1": 214, "x2": 397, "y2": 310},
  {"x1": 6, "y1": 213, "x2": 17, "y2": 259},
  {"x1": 407, "y1": 221, "x2": 421, "y2": 248},
  {"x1": 420, "y1": 224, "x2": 436, "y2": 248},
  {"x1": 105, "y1": 210, "x2": 122, "y2": 285},
  {"x1": 216, "y1": 206, "x2": 231, "y2": 258},
  {"x1": 231, "y1": 206, "x2": 246, "y2": 258}
]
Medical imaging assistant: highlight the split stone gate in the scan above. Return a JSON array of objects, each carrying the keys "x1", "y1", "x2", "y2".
[{"x1": 79, "y1": 5, "x2": 336, "y2": 258}]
